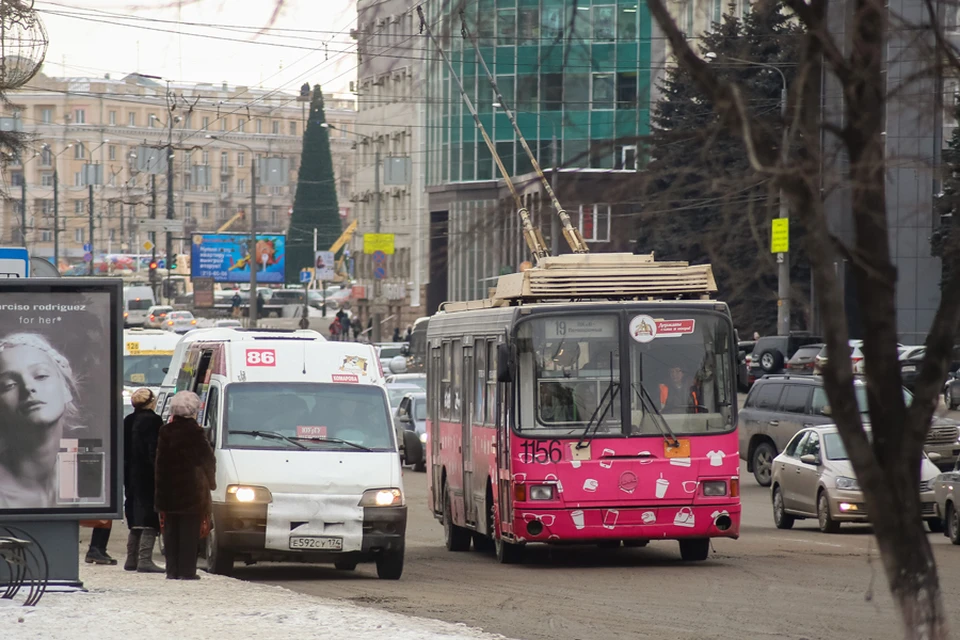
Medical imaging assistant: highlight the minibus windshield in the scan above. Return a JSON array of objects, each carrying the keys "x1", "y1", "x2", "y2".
[{"x1": 224, "y1": 383, "x2": 394, "y2": 451}]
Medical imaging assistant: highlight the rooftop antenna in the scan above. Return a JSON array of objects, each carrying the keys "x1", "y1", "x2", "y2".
[
  {"x1": 459, "y1": 10, "x2": 588, "y2": 255},
  {"x1": 417, "y1": 5, "x2": 548, "y2": 263}
]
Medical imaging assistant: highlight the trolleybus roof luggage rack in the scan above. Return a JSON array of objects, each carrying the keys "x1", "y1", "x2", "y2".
[{"x1": 439, "y1": 253, "x2": 718, "y2": 312}]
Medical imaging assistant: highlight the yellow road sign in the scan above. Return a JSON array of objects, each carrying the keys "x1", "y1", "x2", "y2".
[
  {"x1": 770, "y1": 219, "x2": 789, "y2": 253},
  {"x1": 363, "y1": 233, "x2": 396, "y2": 255},
  {"x1": 142, "y1": 240, "x2": 154, "y2": 252}
]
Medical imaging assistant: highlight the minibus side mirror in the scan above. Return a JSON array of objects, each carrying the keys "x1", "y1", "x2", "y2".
[{"x1": 497, "y1": 343, "x2": 516, "y2": 383}]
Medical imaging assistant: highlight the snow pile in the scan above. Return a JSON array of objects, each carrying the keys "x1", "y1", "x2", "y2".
[{"x1": 1, "y1": 564, "x2": 510, "y2": 640}]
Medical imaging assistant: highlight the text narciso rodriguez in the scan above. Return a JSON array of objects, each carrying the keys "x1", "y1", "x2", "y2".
[{"x1": 0, "y1": 304, "x2": 88, "y2": 312}]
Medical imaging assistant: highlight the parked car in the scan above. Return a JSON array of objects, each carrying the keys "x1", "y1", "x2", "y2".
[
  {"x1": 946, "y1": 372, "x2": 960, "y2": 410},
  {"x1": 785, "y1": 343, "x2": 824, "y2": 375},
  {"x1": 376, "y1": 342, "x2": 408, "y2": 361},
  {"x1": 737, "y1": 340, "x2": 756, "y2": 391},
  {"x1": 900, "y1": 345, "x2": 925, "y2": 361},
  {"x1": 384, "y1": 372, "x2": 427, "y2": 391},
  {"x1": 165, "y1": 310, "x2": 197, "y2": 334},
  {"x1": 386, "y1": 383, "x2": 422, "y2": 468},
  {"x1": 902, "y1": 346, "x2": 960, "y2": 392},
  {"x1": 144, "y1": 305, "x2": 174, "y2": 329},
  {"x1": 933, "y1": 458, "x2": 960, "y2": 542},
  {"x1": 395, "y1": 391, "x2": 427, "y2": 472},
  {"x1": 812, "y1": 340, "x2": 864, "y2": 375},
  {"x1": 771, "y1": 425, "x2": 942, "y2": 533},
  {"x1": 739, "y1": 374, "x2": 960, "y2": 485},
  {"x1": 749, "y1": 334, "x2": 824, "y2": 378},
  {"x1": 214, "y1": 319, "x2": 243, "y2": 328}
]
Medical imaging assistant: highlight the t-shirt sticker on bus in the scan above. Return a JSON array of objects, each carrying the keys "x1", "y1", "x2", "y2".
[
  {"x1": 297, "y1": 425, "x2": 327, "y2": 439},
  {"x1": 245, "y1": 349, "x2": 276, "y2": 366},
  {"x1": 339, "y1": 355, "x2": 368, "y2": 375},
  {"x1": 331, "y1": 373, "x2": 359, "y2": 383},
  {"x1": 629, "y1": 315, "x2": 696, "y2": 343}
]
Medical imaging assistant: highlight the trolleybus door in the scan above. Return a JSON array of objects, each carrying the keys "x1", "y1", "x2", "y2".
[
  {"x1": 462, "y1": 343, "x2": 475, "y2": 526},
  {"x1": 496, "y1": 341, "x2": 514, "y2": 537},
  {"x1": 430, "y1": 344, "x2": 443, "y2": 514}
]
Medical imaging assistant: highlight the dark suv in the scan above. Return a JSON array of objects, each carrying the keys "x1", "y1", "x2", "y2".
[
  {"x1": 749, "y1": 335, "x2": 824, "y2": 380},
  {"x1": 739, "y1": 375, "x2": 960, "y2": 486}
]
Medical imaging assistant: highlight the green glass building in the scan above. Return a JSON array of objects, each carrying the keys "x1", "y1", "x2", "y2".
[{"x1": 425, "y1": 0, "x2": 653, "y2": 184}]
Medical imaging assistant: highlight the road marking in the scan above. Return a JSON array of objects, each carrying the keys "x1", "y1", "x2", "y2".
[{"x1": 779, "y1": 537, "x2": 844, "y2": 548}]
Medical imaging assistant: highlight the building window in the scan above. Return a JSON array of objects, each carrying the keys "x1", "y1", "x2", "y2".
[
  {"x1": 40, "y1": 147, "x2": 52, "y2": 166},
  {"x1": 617, "y1": 72, "x2": 639, "y2": 108},
  {"x1": 237, "y1": 178, "x2": 246, "y2": 193},
  {"x1": 713, "y1": 0, "x2": 723, "y2": 25},
  {"x1": 184, "y1": 202, "x2": 193, "y2": 221},
  {"x1": 202, "y1": 150, "x2": 210, "y2": 165},
  {"x1": 221, "y1": 180, "x2": 229, "y2": 194},
  {"x1": 74, "y1": 172, "x2": 82, "y2": 187},
  {"x1": 41, "y1": 230, "x2": 52, "y2": 242},
  {"x1": 41, "y1": 172, "x2": 53, "y2": 187},
  {"x1": 148, "y1": 114, "x2": 156, "y2": 128},
  {"x1": 518, "y1": 8, "x2": 540, "y2": 45},
  {"x1": 256, "y1": 119, "x2": 262, "y2": 133},
  {"x1": 271, "y1": 208, "x2": 278, "y2": 225},
  {"x1": 75, "y1": 143, "x2": 85, "y2": 159},
  {"x1": 218, "y1": 205, "x2": 227, "y2": 220},
  {"x1": 41, "y1": 199, "x2": 53, "y2": 214},
  {"x1": 109, "y1": 228, "x2": 116, "y2": 242},
  {"x1": 41, "y1": 108, "x2": 52, "y2": 124},
  {"x1": 592, "y1": 73, "x2": 615, "y2": 109},
  {"x1": 290, "y1": 121, "x2": 297, "y2": 136},
  {"x1": 202, "y1": 116, "x2": 210, "y2": 130},
  {"x1": 238, "y1": 119, "x2": 246, "y2": 132},
  {"x1": 220, "y1": 151, "x2": 229, "y2": 168},
  {"x1": 109, "y1": 110, "x2": 117, "y2": 125},
  {"x1": 75, "y1": 228, "x2": 83, "y2": 243},
  {"x1": 10, "y1": 171, "x2": 22, "y2": 187},
  {"x1": 202, "y1": 203, "x2": 211, "y2": 219},
  {"x1": 74, "y1": 109, "x2": 85, "y2": 124},
  {"x1": 128, "y1": 112, "x2": 136, "y2": 126},
  {"x1": 578, "y1": 204, "x2": 611, "y2": 242},
  {"x1": 619, "y1": 4, "x2": 639, "y2": 39},
  {"x1": 108, "y1": 145, "x2": 117, "y2": 161},
  {"x1": 496, "y1": 9, "x2": 516, "y2": 46},
  {"x1": 221, "y1": 118, "x2": 227, "y2": 131},
  {"x1": 75, "y1": 200, "x2": 85, "y2": 213},
  {"x1": 237, "y1": 152, "x2": 245, "y2": 167},
  {"x1": 542, "y1": 74, "x2": 563, "y2": 110},
  {"x1": 272, "y1": 120, "x2": 280, "y2": 134},
  {"x1": 593, "y1": 5, "x2": 616, "y2": 41}
]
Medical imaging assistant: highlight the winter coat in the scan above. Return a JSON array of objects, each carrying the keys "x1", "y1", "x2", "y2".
[
  {"x1": 154, "y1": 416, "x2": 216, "y2": 516},
  {"x1": 125, "y1": 408, "x2": 163, "y2": 528}
]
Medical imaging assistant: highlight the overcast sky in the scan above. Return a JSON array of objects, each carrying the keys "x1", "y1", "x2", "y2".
[{"x1": 34, "y1": 0, "x2": 357, "y2": 95}]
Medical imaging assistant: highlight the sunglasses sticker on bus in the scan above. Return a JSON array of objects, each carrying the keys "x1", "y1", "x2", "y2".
[
  {"x1": 339, "y1": 355, "x2": 369, "y2": 375},
  {"x1": 629, "y1": 315, "x2": 696, "y2": 343}
]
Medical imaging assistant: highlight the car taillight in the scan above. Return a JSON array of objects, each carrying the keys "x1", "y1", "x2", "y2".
[
  {"x1": 149, "y1": 315, "x2": 155, "y2": 321},
  {"x1": 167, "y1": 320, "x2": 174, "y2": 326},
  {"x1": 191, "y1": 319, "x2": 197, "y2": 325}
]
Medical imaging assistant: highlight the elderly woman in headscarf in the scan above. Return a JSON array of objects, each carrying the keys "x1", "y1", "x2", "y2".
[
  {"x1": 154, "y1": 391, "x2": 216, "y2": 580},
  {"x1": 123, "y1": 388, "x2": 165, "y2": 573}
]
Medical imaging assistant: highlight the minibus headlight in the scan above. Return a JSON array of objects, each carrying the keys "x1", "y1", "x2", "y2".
[
  {"x1": 419, "y1": 432, "x2": 427, "y2": 444},
  {"x1": 528, "y1": 485, "x2": 556, "y2": 501},
  {"x1": 226, "y1": 485, "x2": 273, "y2": 503},
  {"x1": 702, "y1": 481, "x2": 727, "y2": 496},
  {"x1": 360, "y1": 488, "x2": 403, "y2": 507}
]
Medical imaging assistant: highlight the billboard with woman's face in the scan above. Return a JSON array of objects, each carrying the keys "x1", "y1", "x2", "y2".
[{"x1": 0, "y1": 279, "x2": 122, "y2": 519}]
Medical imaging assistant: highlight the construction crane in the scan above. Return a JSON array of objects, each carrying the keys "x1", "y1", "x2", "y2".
[
  {"x1": 329, "y1": 220, "x2": 358, "y2": 282},
  {"x1": 216, "y1": 210, "x2": 246, "y2": 233}
]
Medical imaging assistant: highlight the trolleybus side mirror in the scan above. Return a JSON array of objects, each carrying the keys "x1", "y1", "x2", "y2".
[{"x1": 497, "y1": 343, "x2": 516, "y2": 383}]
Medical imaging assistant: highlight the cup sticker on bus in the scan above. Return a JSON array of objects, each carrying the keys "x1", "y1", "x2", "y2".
[
  {"x1": 130, "y1": 373, "x2": 146, "y2": 383},
  {"x1": 332, "y1": 373, "x2": 359, "y2": 383},
  {"x1": 245, "y1": 349, "x2": 276, "y2": 366},
  {"x1": 629, "y1": 315, "x2": 696, "y2": 343},
  {"x1": 339, "y1": 355, "x2": 368, "y2": 375},
  {"x1": 297, "y1": 425, "x2": 327, "y2": 439}
]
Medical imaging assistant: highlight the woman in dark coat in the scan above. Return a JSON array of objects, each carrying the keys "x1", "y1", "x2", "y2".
[
  {"x1": 154, "y1": 391, "x2": 216, "y2": 580},
  {"x1": 123, "y1": 388, "x2": 164, "y2": 573}
]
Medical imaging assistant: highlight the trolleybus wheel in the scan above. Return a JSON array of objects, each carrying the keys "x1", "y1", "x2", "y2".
[
  {"x1": 678, "y1": 538, "x2": 710, "y2": 562},
  {"x1": 443, "y1": 489, "x2": 472, "y2": 552},
  {"x1": 495, "y1": 535, "x2": 524, "y2": 564}
]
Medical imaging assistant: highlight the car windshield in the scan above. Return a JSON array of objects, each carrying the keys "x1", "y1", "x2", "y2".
[
  {"x1": 856, "y1": 386, "x2": 912, "y2": 413},
  {"x1": 393, "y1": 375, "x2": 426, "y2": 391},
  {"x1": 123, "y1": 354, "x2": 172, "y2": 386},
  {"x1": 791, "y1": 346, "x2": 822, "y2": 359},
  {"x1": 224, "y1": 383, "x2": 394, "y2": 451},
  {"x1": 151, "y1": 307, "x2": 172, "y2": 315},
  {"x1": 824, "y1": 430, "x2": 873, "y2": 460},
  {"x1": 171, "y1": 312, "x2": 193, "y2": 320},
  {"x1": 386, "y1": 385, "x2": 418, "y2": 407},
  {"x1": 514, "y1": 311, "x2": 735, "y2": 437},
  {"x1": 379, "y1": 345, "x2": 404, "y2": 359}
]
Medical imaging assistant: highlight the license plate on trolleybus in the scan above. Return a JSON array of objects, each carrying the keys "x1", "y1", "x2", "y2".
[{"x1": 289, "y1": 536, "x2": 343, "y2": 550}]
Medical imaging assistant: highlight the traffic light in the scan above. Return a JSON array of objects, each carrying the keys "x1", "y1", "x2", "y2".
[
  {"x1": 148, "y1": 260, "x2": 158, "y2": 277},
  {"x1": 169, "y1": 254, "x2": 177, "y2": 270}
]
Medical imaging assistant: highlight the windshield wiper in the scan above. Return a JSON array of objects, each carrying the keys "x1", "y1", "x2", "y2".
[
  {"x1": 229, "y1": 430, "x2": 309, "y2": 450},
  {"x1": 633, "y1": 383, "x2": 681, "y2": 449},
  {"x1": 289, "y1": 436, "x2": 373, "y2": 452},
  {"x1": 576, "y1": 351, "x2": 620, "y2": 450}
]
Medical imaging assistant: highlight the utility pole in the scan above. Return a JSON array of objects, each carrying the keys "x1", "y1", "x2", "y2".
[
  {"x1": 249, "y1": 158, "x2": 259, "y2": 327},
  {"x1": 20, "y1": 178, "x2": 26, "y2": 248},
  {"x1": 53, "y1": 168, "x2": 59, "y2": 267},
  {"x1": 88, "y1": 184, "x2": 94, "y2": 276},
  {"x1": 166, "y1": 129, "x2": 175, "y2": 304},
  {"x1": 776, "y1": 83, "x2": 790, "y2": 336},
  {"x1": 372, "y1": 145, "x2": 382, "y2": 343},
  {"x1": 150, "y1": 174, "x2": 157, "y2": 296}
]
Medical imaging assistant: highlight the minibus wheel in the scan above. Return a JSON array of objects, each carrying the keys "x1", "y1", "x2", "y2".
[
  {"x1": 376, "y1": 548, "x2": 404, "y2": 580},
  {"x1": 205, "y1": 521, "x2": 235, "y2": 576}
]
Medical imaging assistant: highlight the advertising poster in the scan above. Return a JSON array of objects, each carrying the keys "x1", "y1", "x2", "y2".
[
  {"x1": 191, "y1": 233, "x2": 286, "y2": 284},
  {"x1": 0, "y1": 280, "x2": 121, "y2": 518}
]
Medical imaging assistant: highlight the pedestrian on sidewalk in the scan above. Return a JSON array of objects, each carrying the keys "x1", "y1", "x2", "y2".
[
  {"x1": 392, "y1": 327, "x2": 402, "y2": 342},
  {"x1": 83, "y1": 521, "x2": 117, "y2": 565},
  {"x1": 230, "y1": 290, "x2": 242, "y2": 318},
  {"x1": 123, "y1": 388, "x2": 164, "y2": 573},
  {"x1": 154, "y1": 391, "x2": 216, "y2": 580}
]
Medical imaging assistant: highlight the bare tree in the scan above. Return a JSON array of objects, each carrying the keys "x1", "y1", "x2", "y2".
[{"x1": 642, "y1": 0, "x2": 960, "y2": 636}]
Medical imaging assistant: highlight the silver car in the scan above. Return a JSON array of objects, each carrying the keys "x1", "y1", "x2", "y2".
[
  {"x1": 771, "y1": 425, "x2": 942, "y2": 533},
  {"x1": 165, "y1": 310, "x2": 197, "y2": 334},
  {"x1": 932, "y1": 460, "x2": 960, "y2": 543}
]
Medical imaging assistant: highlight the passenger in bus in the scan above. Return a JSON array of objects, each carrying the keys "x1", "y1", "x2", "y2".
[{"x1": 659, "y1": 366, "x2": 703, "y2": 414}]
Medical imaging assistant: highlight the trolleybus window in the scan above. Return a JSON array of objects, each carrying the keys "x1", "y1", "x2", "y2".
[
  {"x1": 629, "y1": 313, "x2": 735, "y2": 435},
  {"x1": 517, "y1": 315, "x2": 621, "y2": 434}
]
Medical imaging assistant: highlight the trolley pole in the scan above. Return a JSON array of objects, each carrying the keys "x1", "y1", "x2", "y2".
[
  {"x1": 372, "y1": 145, "x2": 382, "y2": 343},
  {"x1": 249, "y1": 159, "x2": 259, "y2": 327},
  {"x1": 87, "y1": 184, "x2": 94, "y2": 275}
]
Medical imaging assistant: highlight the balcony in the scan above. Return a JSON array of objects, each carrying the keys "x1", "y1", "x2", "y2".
[{"x1": 219, "y1": 165, "x2": 234, "y2": 177}]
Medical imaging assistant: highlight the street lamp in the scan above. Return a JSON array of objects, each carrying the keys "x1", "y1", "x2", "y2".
[
  {"x1": 705, "y1": 52, "x2": 790, "y2": 336},
  {"x1": 323, "y1": 122, "x2": 384, "y2": 342},
  {"x1": 207, "y1": 134, "x2": 260, "y2": 327}
]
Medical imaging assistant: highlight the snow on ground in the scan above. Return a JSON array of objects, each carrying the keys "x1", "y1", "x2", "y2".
[{"x1": 1, "y1": 564, "x2": 511, "y2": 640}]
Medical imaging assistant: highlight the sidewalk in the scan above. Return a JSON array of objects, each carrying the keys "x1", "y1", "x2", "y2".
[{"x1": 1, "y1": 559, "x2": 509, "y2": 640}]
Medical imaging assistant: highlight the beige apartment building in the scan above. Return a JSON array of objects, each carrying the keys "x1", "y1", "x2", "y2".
[{"x1": 0, "y1": 71, "x2": 355, "y2": 268}]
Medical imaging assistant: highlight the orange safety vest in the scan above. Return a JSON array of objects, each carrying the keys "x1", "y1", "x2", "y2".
[{"x1": 659, "y1": 384, "x2": 700, "y2": 412}]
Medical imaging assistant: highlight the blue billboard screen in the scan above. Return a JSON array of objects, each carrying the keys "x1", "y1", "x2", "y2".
[{"x1": 191, "y1": 233, "x2": 286, "y2": 283}]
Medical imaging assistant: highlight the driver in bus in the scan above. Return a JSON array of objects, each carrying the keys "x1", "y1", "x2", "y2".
[{"x1": 659, "y1": 365, "x2": 703, "y2": 414}]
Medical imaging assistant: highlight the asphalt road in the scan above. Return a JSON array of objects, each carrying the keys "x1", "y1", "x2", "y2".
[{"x1": 235, "y1": 457, "x2": 960, "y2": 640}]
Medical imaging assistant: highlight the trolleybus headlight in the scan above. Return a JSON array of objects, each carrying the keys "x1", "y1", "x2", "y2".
[
  {"x1": 360, "y1": 488, "x2": 403, "y2": 507},
  {"x1": 226, "y1": 485, "x2": 273, "y2": 503},
  {"x1": 702, "y1": 481, "x2": 727, "y2": 496},
  {"x1": 419, "y1": 432, "x2": 427, "y2": 444},
  {"x1": 528, "y1": 485, "x2": 556, "y2": 501}
]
